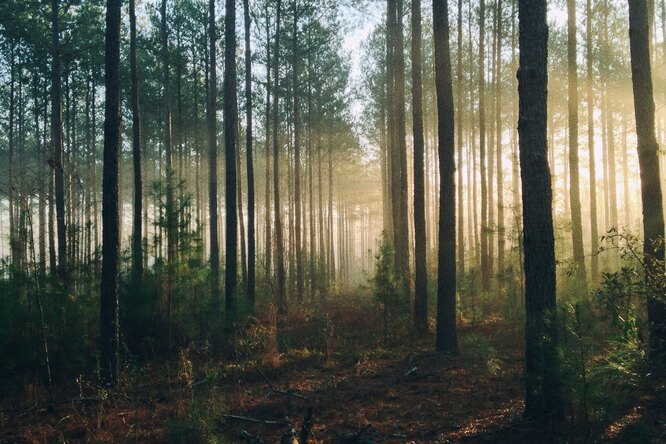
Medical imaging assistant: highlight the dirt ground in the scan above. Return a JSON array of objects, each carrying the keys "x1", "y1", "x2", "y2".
[{"x1": 1, "y1": 295, "x2": 664, "y2": 443}]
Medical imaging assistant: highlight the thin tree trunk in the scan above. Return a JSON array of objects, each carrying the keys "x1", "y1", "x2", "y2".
[
  {"x1": 244, "y1": 0, "x2": 256, "y2": 307},
  {"x1": 208, "y1": 0, "x2": 221, "y2": 309},
  {"x1": 496, "y1": 0, "x2": 505, "y2": 280},
  {"x1": 51, "y1": 0, "x2": 67, "y2": 280},
  {"x1": 456, "y1": 0, "x2": 465, "y2": 275},
  {"x1": 130, "y1": 0, "x2": 143, "y2": 283},
  {"x1": 237, "y1": 124, "x2": 247, "y2": 284},
  {"x1": 479, "y1": 0, "x2": 490, "y2": 291},
  {"x1": 264, "y1": 10, "x2": 273, "y2": 277},
  {"x1": 292, "y1": 0, "x2": 304, "y2": 302},
  {"x1": 224, "y1": 0, "x2": 239, "y2": 325},
  {"x1": 587, "y1": 0, "x2": 599, "y2": 281},
  {"x1": 161, "y1": 0, "x2": 176, "y2": 349},
  {"x1": 412, "y1": 0, "x2": 428, "y2": 334},
  {"x1": 273, "y1": 0, "x2": 287, "y2": 312},
  {"x1": 568, "y1": 0, "x2": 587, "y2": 285}
]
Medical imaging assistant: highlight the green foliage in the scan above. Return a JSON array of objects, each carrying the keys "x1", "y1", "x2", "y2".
[
  {"x1": 371, "y1": 233, "x2": 407, "y2": 345},
  {"x1": 559, "y1": 260, "x2": 652, "y2": 429},
  {"x1": 460, "y1": 332, "x2": 501, "y2": 375}
]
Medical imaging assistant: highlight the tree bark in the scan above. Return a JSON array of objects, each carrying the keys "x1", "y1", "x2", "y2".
[
  {"x1": 244, "y1": 0, "x2": 256, "y2": 308},
  {"x1": 412, "y1": 0, "x2": 428, "y2": 334},
  {"x1": 208, "y1": 0, "x2": 221, "y2": 309},
  {"x1": 51, "y1": 0, "x2": 67, "y2": 280},
  {"x1": 100, "y1": 0, "x2": 122, "y2": 387},
  {"x1": 568, "y1": 0, "x2": 587, "y2": 286},
  {"x1": 586, "y1": 0, "x2": 599, "y2": 281},
  {"x1": 456, "y1": 0, "x2": 465, "y2": 276},
  {"x1": 628, "y1": 0, "x2": 666, "y2": 362},
  {"x1": 433, "y1": 0, "x2": 459, "y2": 353},
  {"x1": 478, "y1": 0, "x2": 489, "y2": 291},
  {"x1": 292, "y1": 0, "x2": 304, "y2": 303},
  {"x1": 160, "y1": 0, "x2": 175, "y2": 349},
  {"x1": 518, "y1": 0, "x2": 563, "y2": 420},
  {"x1": 496, "y1": 0, "x2": 505, "y2": 279},
  {"x1": 224, "y1": 0, "x2": 239, "y2": 325},
  {"x1": 130, "y1": 0, "x2": 143, "y2": 284},
  {"x1": 273, "y1": 0, "x2": 287, "y2": 312}
]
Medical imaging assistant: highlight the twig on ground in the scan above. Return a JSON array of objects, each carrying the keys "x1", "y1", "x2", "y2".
[
  {"x1": 11, "y1": 397, "x2": 101, "y2": 416},
  {"x1": 223, "y1": 414, "x2": 287, "y2": 425},
  {"x1": 255, "y1": 367, "x2": 313, "y2": 401}
]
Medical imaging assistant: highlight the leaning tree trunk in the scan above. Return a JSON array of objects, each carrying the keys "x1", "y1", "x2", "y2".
[
  {"x1": 433, "y1": 0, "x2": 458, "y2": 354},
  {"x1": 628, "y1": 0, "x2": 666, "y2": 362},
  {"x1": 518, "y1": 0, "x2": 563, "y2": 421},
  {"x1": 100, "y1": 0, "x2": 121, "y2": 388}
]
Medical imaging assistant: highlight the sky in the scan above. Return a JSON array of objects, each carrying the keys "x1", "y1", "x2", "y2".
[{"x1": 338, "y1": 1, "x2": 568, "y2": 125}]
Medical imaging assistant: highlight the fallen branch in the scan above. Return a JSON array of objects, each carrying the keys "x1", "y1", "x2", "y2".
[
  {"x1": 223, "y1": 414, "x2": 287, "y2": 425},
  {"x1": 255, "y1": 367, "x2": 313, "y2": 401},
  {"x1": 393, "y1": 366, "x2": 459, "y2": 385},
  {"x1": 13, "y1": 397, "x2": 101, "y2": 416},
  {"x1": 239, "y1": 430, "x2": 264, "y2": 443}
]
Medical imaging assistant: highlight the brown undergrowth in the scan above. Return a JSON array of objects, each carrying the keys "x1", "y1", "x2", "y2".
[{"x1": 0, "y1": 292, "x2": 664, "y2": 443}]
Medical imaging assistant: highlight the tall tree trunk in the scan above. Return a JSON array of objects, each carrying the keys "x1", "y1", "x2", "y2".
[
  {"x1": 586, "y1": 0, "x2": 599, "y2": 281},
  {"x1": 385, "y1": 0, "x2": 396, "y2": 246},
  {"x1": 273, "y1": 0, "x2": 287, "y2": 312},
  {"x1": 161, "y1": 0, "x2": 176, "y2": 349},
  {"x1": 8, "y1": 41, "x2": 16, "y2": 277},
  {"x1": 328, "y1": 136, "x2": 336, "y2": 282},
  {"x1": 307, "y1": 37, "x2": 316, "y2": 299},
  {"x1": 208, "y1": 0, "x2": 221, "y2": 309},
  {"x1": 456, "y1": 0, "x2": 465, "y2": 276},
  {"x1": 244, "y1": 0, "x2": 256, "y2": 308},
  {"x1": 100, "y1": 0, "x2": 121, "y2": 387},
  {"x1": 395, "y1": 0, "x2": 410, "y2": 291},
  {"x1": 495, "y1": 0, "x2": 505, "y2": 279},
  {"x1": 568, "y1": 0, "x2": 587, "y2": 286},
  {"x1": 412, "y1": 0, "x2": 428, "y2": 334},
  {"x1": 264, "y1": 11, "x2": 273, "y2": 277},
  {"x1": 292, "y1": 0, "x2": 303, "y2": 303},
  {"x1": 237, "y1": 125, "x2": 247, "y2": 284},
  {"x1": 38, "y1": 78, "x2": 46, "y2": 276},
  {"x1": 479, "y1": 0, "x2": 490, "y2": 291},
  {"x1": 433, "y1": 0, "x2": 458, "y2": 353},
  {"x1": 387, "y1": 0, "x2": 410, "y2": 291},
  {"x1": 224, "y1": 0, "x2": 239, "y2": 325},
  {"x1": 628, "y1": 0, "x2": 666, "y2": 362},
  {"x1": 518, "y1": 0, "x2": 563, "y2": 420},
  {"x1": 130, "y1": 0, "x2": 143, "y2": 284},
  {"x1": 51, "y1": 0, "x2": 67, "y2": 279}
]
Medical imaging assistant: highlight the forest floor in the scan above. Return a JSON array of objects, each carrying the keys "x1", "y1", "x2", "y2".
[{"x1": 1, "y1": 291, "x2": 665, "y2": 443}]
